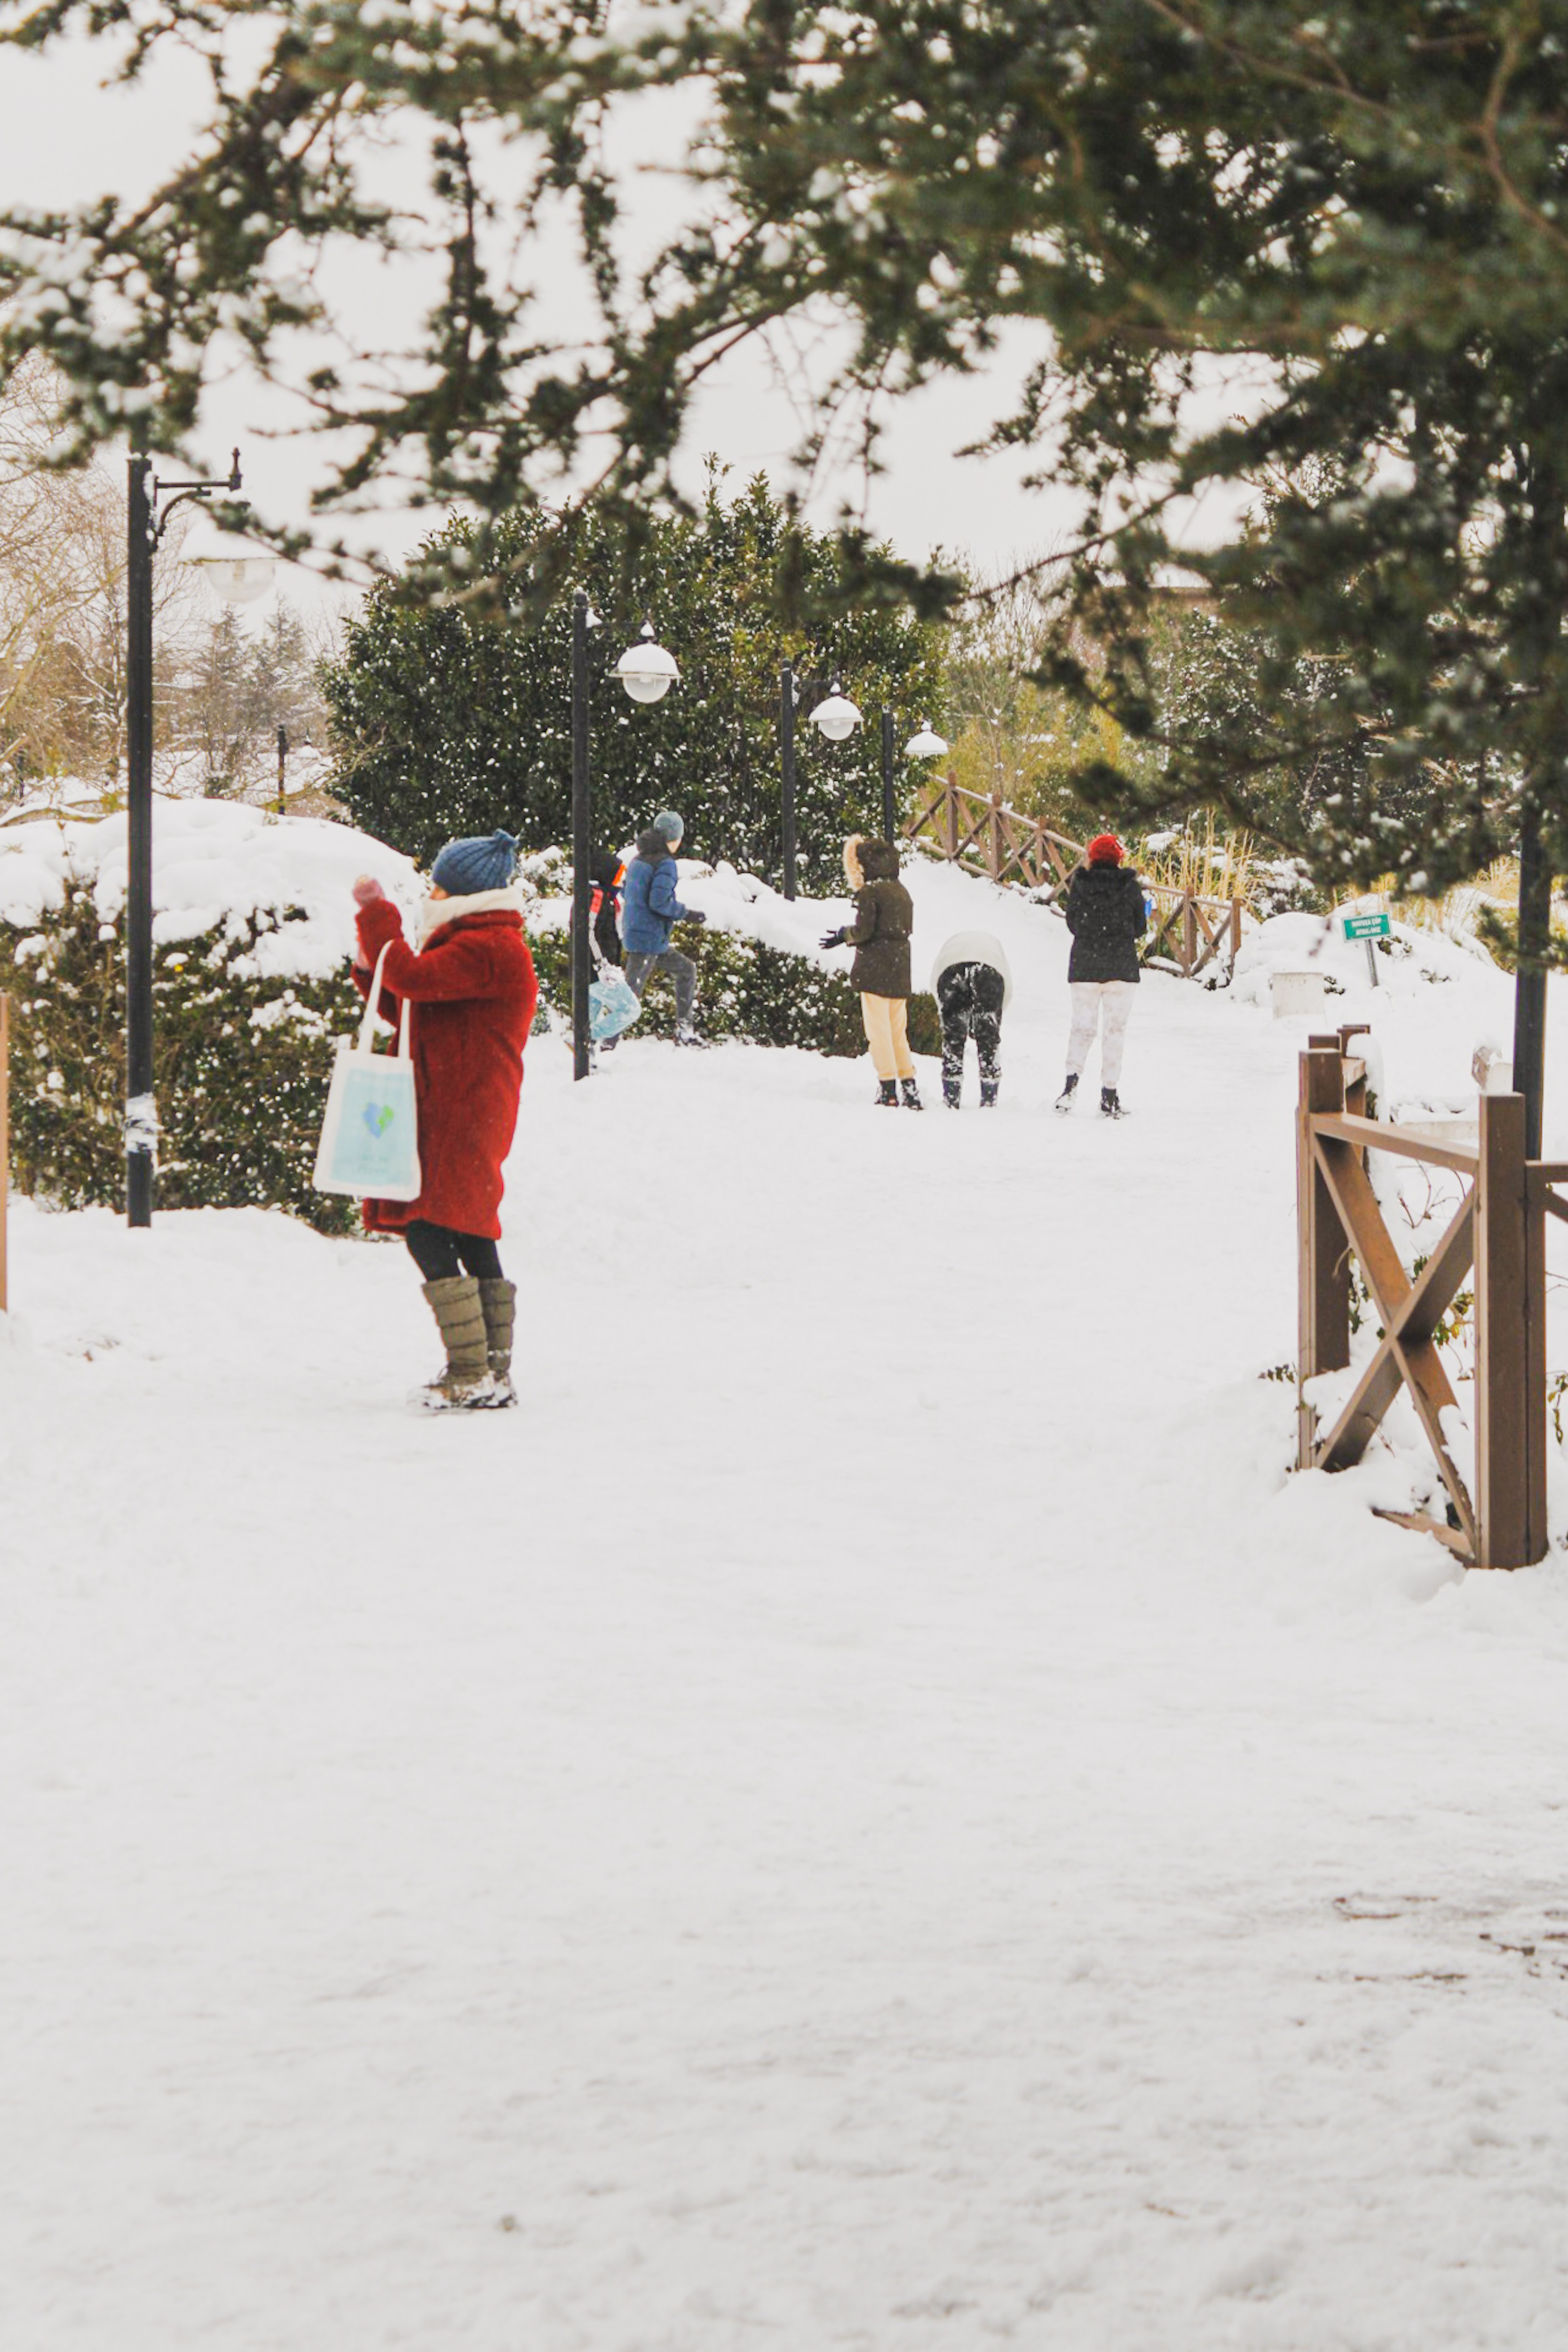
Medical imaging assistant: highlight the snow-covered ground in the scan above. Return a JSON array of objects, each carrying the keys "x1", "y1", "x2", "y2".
[{"x1": 5, "y1": 856, "x2": 1568, "y2": 2350}]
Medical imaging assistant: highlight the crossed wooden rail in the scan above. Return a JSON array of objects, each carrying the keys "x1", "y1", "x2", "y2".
[
  {"x1": 0, "y1": 992, "x2": 8, "y2": 1312},
  {"x1": 905, "y1": 771, "x2": 1243, "y2": 980},
  {"x1": 1297, "y1": 1028, "x2": 1557, "y2": 1569}
]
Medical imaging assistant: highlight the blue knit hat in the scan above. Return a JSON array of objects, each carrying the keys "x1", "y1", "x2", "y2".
[
  {"x1": 431, "y1": 829, "x2": 519, "y2": 896},
  {"x1": 652, "y1": 810, "x2": 684, "y2": 845}
]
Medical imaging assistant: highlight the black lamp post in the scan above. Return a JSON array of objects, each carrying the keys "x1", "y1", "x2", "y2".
[
  {"x1": 570, "y1": 591, "x2": 594, "y2": 1082},
  {"x1": 570, "y1": 598, "x2": 681, "y2": 1079},
  {"x1": 898, "y1": 715, "x2": 950, "y2": 843},
  {"x1": 780, "y1": 660, "x2": 800, "y2": 900},
  {"x1": 124, "y1": 446, "x2": 260, "y2": 1228},
  {"x1": 1513, "y1": 803, "x2": 1551, "y2": 1159}
]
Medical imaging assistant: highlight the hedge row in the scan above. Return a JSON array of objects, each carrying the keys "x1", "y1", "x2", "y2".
[
  {"x1": 2, "y1": 881, "x2": 942, "y2": 1231},
  {"x1": 0, "y1": 880, "x2": 362, "y2": 1233},
  {"x1": 528, "y1": 919, "x2": 942, "y2": 1057}
]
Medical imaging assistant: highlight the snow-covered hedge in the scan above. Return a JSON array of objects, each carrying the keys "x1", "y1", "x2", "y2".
[
  {"x1": 0, "y1": 811, "x2": 950, "y2": 1233},
  {"x1": 0, "y1": 802, "x2": 420, "y2": 1231},
  {"x1": 521, "y1": 851, "x2": 942, "y2": 1056}
]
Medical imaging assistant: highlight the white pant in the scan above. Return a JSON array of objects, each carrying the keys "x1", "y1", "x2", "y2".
[{"x1": 1065, "y1": 980, "x2": 1134, "y2": 1088}]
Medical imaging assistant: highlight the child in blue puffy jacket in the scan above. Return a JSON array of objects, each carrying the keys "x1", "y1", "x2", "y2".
[{"x1": 619, "y1": 810, "x2": 707, "y2": 1044}]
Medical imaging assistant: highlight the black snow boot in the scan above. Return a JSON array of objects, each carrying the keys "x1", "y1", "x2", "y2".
[
  {"x1": 980, "y1": 1079, "x2": 999, "y2": 1109},
  {"x1": 1054, "y1": 1074, "x2": 1078, "y2": 1114},
  {"x1": 1101, "y1": 1086, "x2": 1128, "y2": 1119},
  {"x1": 875, "y1": 1078, "x2": 899, "y2": 1106},
  {"x1": 942, "y1": 1074, "x2": 962, "y2": 1109},
  {"x1": 900, "y1": 1078, "x2": 924, "y2": 1111}
]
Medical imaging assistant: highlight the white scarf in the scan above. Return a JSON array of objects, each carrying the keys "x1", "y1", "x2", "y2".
[{"x1": 417, "y1": 885, "x2": 528, "y2": 947}]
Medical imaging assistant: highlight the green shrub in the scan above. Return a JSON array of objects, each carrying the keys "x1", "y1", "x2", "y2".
[
  {"x1": 1, "y1": 877, "x2": 363, "y2": 1233},
  {"x1": 528, "y1": 920, "x2": 941, "y2": 1057},
  {"x1": 1, "y1": 862, "x2": 944, "y2": 1233},
  {"x1": 322, "y1": 475, "x2": 946, "y2": 894}
]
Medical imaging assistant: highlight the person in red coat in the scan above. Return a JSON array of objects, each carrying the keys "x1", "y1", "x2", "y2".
[{"x1": 351, "y1": 828, "x2": 538, "y2": 1409}]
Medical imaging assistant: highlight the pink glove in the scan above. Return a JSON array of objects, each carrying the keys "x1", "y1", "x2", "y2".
[{"x1": 352, "y1": 875, "x2": 385, "y2": 908}]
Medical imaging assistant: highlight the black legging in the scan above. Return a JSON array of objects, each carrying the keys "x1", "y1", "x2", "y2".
[
  {"x1": 936, "y1": 961, "x2": 1005, "y2": 1088},
  {"x1": 404, "y1": 1220, "x2": 504, "y2": 1283}
]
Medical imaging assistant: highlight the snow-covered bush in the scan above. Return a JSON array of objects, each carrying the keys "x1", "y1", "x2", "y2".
[
  {"x1": 527, "y1": 920, "x2": 941, "y2": 1057},
  {"x1": 520, "y1": 854, "x2": 942, "y2": 1056},
  {"x1": 0, "y1": 802, "x2": 421, "y2": 1232}
]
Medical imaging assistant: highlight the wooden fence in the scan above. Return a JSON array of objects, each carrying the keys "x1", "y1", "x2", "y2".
[
  {"x1": 904, "y1": 771, "x2": 1243, "y2": 980},
  {"x1": 1296, "y1": 1026, "x2": 1560, "y2": 1570},
  {"x1": 0, "y1": 992, "x2": 8, "y2": 1313}
]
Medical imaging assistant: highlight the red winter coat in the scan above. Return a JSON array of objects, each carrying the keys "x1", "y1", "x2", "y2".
[{"x1": 351, "y1": 896, "x2": 539, "y2": 1239}]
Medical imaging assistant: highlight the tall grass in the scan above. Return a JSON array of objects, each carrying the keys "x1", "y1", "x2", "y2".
[{"x1": 1132, "y1": 811, "x2": 1259, "y2": 909}]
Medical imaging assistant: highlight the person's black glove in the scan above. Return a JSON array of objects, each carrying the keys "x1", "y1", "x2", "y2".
[
  {"x1": 683, "y1": 907, "x2": 708, "y2": 926},
  {"x1": 820, "y1": 927, "x2": 846, "y2": 949}
]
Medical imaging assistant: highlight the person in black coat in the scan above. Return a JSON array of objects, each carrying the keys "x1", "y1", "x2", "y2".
[
  {"x1": 566, "y1": 849, "x2": 627, "y2": 968},
  {"x1": 1057, "y1": 834, "x2": 1146, "y2": 1119}
]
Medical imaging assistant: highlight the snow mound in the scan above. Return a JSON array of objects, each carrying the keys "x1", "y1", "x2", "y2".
[
  {"x1": 0, "y1": 798, "x2": 421, "y2": 981},
  {"x1": 531, "y1": 841, "x2": 1072, "y2": 988},
  {"x1": 1232, "y1": 908, "x2": 1490, "y2": 1009}
]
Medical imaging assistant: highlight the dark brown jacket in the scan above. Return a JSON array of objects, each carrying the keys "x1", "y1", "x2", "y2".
[{"x1": 842, "y1": 835, "x2": 913, "y2": 998}]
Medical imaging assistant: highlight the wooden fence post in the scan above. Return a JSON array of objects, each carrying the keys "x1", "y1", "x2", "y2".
[
  {"x1": 0, "y1": 992, "x2": 9, "y2": 1314},
  {"x1": 1474, "y1": 1091, "x2": 1545, "y2": 1567},
  {"x1": 987, "y1": 790, "x2": 1002, "y2": 880},
  {"x1": 1182, "y1": 894, "x2": 1197, "y2": 977},
  {"x1": 1336, "y1": 1022, "x2": 1371, "y2": 1126},
  {"x1": 944, "y1": 772, "x2": 959, "y2": 861},
  {"x1": 1297, "y1": 1045, "x2": 1349, "y2": 1466},
  {"x1": 1525, "y1": 1160, "x2": 1549, "y2": 1565},
  {"x1": 1229, "y1": 897, "x2": 1243, "y2": 967}
]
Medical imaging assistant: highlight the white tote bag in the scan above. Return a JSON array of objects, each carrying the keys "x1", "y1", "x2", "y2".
[{"x1": 313, "y1": 942, "x2": 422, "y2": 1201}]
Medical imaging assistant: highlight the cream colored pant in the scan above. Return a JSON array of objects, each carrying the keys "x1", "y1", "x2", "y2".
[
  {"x1": 861, "y1": 992, "x2": 914, "y2": 1081},
  {"x1": 1066, "y1": 980, "x2": 1134, "y2": 1087}
]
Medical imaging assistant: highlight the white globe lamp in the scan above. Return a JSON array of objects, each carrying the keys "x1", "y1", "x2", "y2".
[
  {"x1": 904, "y1": 720, "x2": 950, "y2": 759},
  {"x1": 809, "y1": 683, "x2": 862, "y2": 743},
  {"x1": 187, "y1": 531, "x2": 277, "y2": 607},
  {"x1": 616, "y1": 624, "x2": 680, "y2": 705}
]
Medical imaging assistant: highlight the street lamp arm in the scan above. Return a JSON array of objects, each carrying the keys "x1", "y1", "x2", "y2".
[{"x1": 149, "y1": 451, "x2": 246, "y2": 544}]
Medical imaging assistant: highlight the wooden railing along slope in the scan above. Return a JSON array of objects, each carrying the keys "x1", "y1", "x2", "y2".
[{"x1": 905, "y1": 772, "x2": 1243, "y2": 981}]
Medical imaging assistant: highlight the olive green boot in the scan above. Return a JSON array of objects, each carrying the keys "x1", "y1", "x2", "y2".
[
  {"x1": 477, "y1": 1278, "x2": 518, "y2": 1408},
  {"x1": 419, "y1": 1276, "x2": 491, "y2": 1410}
]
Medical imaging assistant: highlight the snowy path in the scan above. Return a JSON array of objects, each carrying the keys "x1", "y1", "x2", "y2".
[{"x1": 5, "y1": 865, "x2": 1568, "y2": 2350}]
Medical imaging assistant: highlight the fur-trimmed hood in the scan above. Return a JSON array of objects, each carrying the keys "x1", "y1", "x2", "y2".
[
  {"x1": 418, "y1": 886, "x2": 529, "y2": 946},
  {"x1": 843, "y1": 834, "x2": 900, "y2": 890}
]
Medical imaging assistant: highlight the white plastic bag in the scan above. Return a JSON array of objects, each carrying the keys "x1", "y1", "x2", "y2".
[{"x1": 312, "y1": 941, "x2": 422, "y2": 1200}]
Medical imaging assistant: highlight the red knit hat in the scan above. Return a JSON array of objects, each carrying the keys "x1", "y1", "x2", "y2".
[{"x1": 1086, "y1": 833, "x2": 1124, "y2": 866}]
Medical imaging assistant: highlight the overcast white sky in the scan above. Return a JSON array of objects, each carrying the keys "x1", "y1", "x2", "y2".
[{"x1": 0, "y1": 30, "x2": 1250, "y2": 618}]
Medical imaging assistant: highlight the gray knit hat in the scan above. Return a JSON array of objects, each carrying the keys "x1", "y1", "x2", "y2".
[
  {"x1": 652, "y1": 810, "x2": 685, "y2": 846},
  {"x1": 431, "y1": 829, "x2": 519, "y2": 896}
]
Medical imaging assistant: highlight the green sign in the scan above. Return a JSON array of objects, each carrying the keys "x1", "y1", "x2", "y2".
[{"x1": 1342, "y1": 910, "x2": 1391, "y2": 942}]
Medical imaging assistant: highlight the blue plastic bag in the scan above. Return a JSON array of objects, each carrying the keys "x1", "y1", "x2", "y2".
[{"x1": 590, "y1": 968, "x2": 642, "y2": 1042}]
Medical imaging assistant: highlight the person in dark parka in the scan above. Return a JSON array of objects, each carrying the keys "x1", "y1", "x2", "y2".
[
  {"x1": 1057, "y1": 832, "x2": 1146, "y2": 1119},
  {"x1": 576, "y1": 849, "x2": 626, "y2": 969},
  {"x1": 821, "y1": 834, "x2": 921, "y2": 1107}
]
